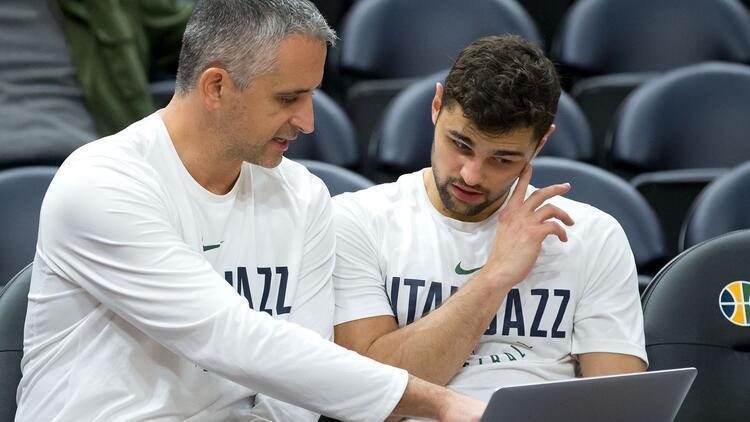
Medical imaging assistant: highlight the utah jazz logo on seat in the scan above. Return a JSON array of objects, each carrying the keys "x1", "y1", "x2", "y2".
[{"x1": 719, "y1": 281, "x2": 750, "y2": 327}]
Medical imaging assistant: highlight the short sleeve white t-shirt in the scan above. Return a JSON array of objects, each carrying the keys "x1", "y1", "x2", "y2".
[
  {"x1": 16, "y1": 112, "x2": 407, "y2": 422},
  {"x1": 333, "y1": 170, "x2": 647, "y2": 401}
]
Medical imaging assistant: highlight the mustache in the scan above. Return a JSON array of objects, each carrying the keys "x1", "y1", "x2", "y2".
[
  {"x1": 274, "y1": 128, "x2": 300, "y2": 141},
  {"x1": 444, "y1": 177, "x2": 488, "y2": 195}
]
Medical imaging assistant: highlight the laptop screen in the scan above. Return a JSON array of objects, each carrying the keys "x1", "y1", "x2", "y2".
[{"x1": 480, "y1": 368, "x2": 696, "y2": 422}]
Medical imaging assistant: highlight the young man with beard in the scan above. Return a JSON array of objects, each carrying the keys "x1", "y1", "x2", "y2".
[
  {"x1": 14, "y1": 1, "x2": 485, "y2": 421},
  {"x1": 332, "y1": 35, "x2": 648, "y2": 402}
]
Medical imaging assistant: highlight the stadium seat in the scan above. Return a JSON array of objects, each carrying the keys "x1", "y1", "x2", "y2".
[
  {"x1": 338, "y1": 0, "x2": 542, "y2": 156},
  {"x1": 551, "y1": 90, "x2": 594, "y2": 163},
  {"x1": 608, "y1": 62, "x2": 750, "y2": 257},
  {"x1": 531, "y1": 157, "x2": 666, "y2": 291},
  {"x1": 516, "y1": 0, "x2": 576, "y2": 52},
  {"x1": 370, "y1": 71, "x2": 594, "y2": 182},
  {"x1": 554, "y1": 0, "x2": 750, "y2": 78},
  {"x1": 296, "y1": 159, "x2": 373, "y2": 196},
  {"x1": 569, "y1": 72, "x2": 656, "y2": 166},
  {"x1": 285, "y1": 90, "x2": 360, "y2": 169},
  {"x1": 311, "y1": 0, "x2": 354, "y2": 31},
  {"x1": 641, "y1": 230, "x2": 750, "y2": 422},
  {"x1": 553, "y1": 0, "x2": 750, "y2": 166},
  {"x1": 680, "y1": 162, "x2": 750, "y2": 251},
  {"x1": 0, "y1": 167, "x2": 56, "y2": 286},
  {"x1": 0, "y1": 264, "x2": 32, "y2": 421}
]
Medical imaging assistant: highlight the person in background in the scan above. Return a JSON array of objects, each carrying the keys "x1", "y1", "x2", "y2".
[{"x1": 0, "y1": 0, "x2": 192, "y2": 168}]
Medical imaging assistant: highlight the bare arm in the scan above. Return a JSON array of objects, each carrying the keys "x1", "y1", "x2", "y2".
[
  {"x1": 335, "y1": 269, "x2": 513, "y2": 385},
  {"x1": 578, "y1": 352, "x2": 647, "y2": 378},
  {"x1": 391, "y1": 375, "x2": 485, "y2": 422},
  {"x1": 335, "y1": 164, "x2": 574, "y2": 385}
]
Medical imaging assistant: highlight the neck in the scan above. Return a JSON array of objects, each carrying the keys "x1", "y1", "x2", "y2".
[
  {"x1": 422, "y1": 169, "x2": 505, "y2": 223},
  {"x1": 160, "y1": 96, "x2": 242, "y2": 195}
]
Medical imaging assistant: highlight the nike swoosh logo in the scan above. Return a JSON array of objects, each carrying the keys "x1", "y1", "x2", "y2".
[
  {"x1": 203, "y1": 243, "x2": 222, "y2": 252},
  {"x1": 455, "y1": 262, "x2": 483, "y2": 275}
]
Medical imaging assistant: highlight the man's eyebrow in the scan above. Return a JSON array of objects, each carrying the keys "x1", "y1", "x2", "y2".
[
  {"x1": 448, "y1": 129, "x2": 474, "y2": 145},
  {"x1": 490, "y1": 149, "x2": 525, "y2": 158},
  {"x1": 275, "y1": 84, "x2": 321, "y2": 96},
  {"x1": 448, "y1": 129, "x2": 526, "y2": 157}
]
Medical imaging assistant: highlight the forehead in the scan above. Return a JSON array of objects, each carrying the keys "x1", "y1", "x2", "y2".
[
  {"x1": 438, "y1": 104, "x2": 537, "y2": 152},
  {"x1": 256, "y1": 35, "x2": 327, "y2": 91}
]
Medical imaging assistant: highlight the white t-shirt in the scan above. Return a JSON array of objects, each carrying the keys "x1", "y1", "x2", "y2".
[
  {"x1": 16, "y1": 112, "x2": 408, "y2": 422},
  {"x1": 333, "y1": 170, "x2": 647, "y2": 402}
]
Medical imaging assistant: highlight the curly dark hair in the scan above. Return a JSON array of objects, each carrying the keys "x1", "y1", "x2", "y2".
[{"x1": 442, "y1": 35, "x2": 561, "y2": 141}]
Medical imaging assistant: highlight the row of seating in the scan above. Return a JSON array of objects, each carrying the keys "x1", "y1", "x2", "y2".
[
  {"x1": 3, "y1": 158, "x2": 750, "y2": 291},
  {"x1": 322, "y1": 0, "x2": 750, "y2": 160},
  {"x1": 25, "y1": 42, "x2": 750, "y2": 265},
  {"x1": 288, "y1": 60, "x2": 750, "y2": 256},
  {"x1": 3, "y1": 227, "x2": 749, "y2": 421},
  {"x1": 296, "y1": 61, "x2": 750, "y2": 173}
]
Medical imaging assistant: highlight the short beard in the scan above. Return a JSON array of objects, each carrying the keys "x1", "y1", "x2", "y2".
[{"x1": 432, "y1": 166, "x2": 506, "y2": 218}]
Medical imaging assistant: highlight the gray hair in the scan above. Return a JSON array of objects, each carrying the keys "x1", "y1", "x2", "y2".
[{"x1": 175, "y1": 0, "x2": 336, "y2": 95}]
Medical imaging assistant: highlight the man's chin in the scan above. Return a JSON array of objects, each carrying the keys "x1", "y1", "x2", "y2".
[
  {"x1": 445, "y1": 196, "x2": 494, "y2": 219},
  {"x1": 245, "y1": 154, "x2": 284, "y2": 168}
]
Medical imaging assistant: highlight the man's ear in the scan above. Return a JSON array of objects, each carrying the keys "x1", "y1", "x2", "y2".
[
  {"x1": 532, "y1": 124, "x2": 555, "y2": 158},
  {"x1": 198, "y1": 67, "x2": 233, "y2": 111},
  {"x1": 431, "y1": 83, "x2": 444, "y2": 125}
]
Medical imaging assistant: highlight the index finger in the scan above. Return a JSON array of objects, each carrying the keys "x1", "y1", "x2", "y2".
[{"x1": 508, "y1": 163, "x2": 532, "y2": 208}]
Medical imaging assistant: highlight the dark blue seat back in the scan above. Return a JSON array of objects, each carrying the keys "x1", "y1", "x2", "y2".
[
  {"x1": 0, "y1": 167, "x2": 56, "y2": 286},
  {"x1": 296, "y1": 159, "x2": 374, "y2": 197},
  {"x1": 554, "y1": 0, "x2": 750, "y2": 74},
  {"x1": 610, "y1": 62, "x2": 750, "y2": 172},
  {"x1": 531, "y1": 157, "x2": 666, "y2": 271},
  {"x1": 339, "y1": 0, "x2": 542, "y2": 79},
  {"x1": 681, "y1": 162, "x2": 750, "y2": 251},
  {"x1": 641, "y1": 230, "x2": 750, "y2": 422},
  {"x1": 285, "y1": 90, "x2": 360, "y2": 168},
  {"x1": 548, "y1": 90, "x2": 593, "y2": 162},
  {"x1": 0, "y1": 264, "x2": 32, "y2": 422}
]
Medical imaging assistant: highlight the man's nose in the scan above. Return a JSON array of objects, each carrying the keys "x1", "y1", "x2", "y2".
[
  {"x1": 459, "y1": 158, "x2": 483, "y2": 187},
  {"x1": 291, "y1": 95, "x2": 315, "y2": 134}
]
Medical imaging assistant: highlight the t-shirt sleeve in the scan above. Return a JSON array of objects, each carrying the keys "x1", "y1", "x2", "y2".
[
  {"x1": 332, "y1": 195, "x2": 396, "y2": 325},
  {"x1": 39, "y1": 159, "x2": 407, "y2": 422},
  {"x1": 252, "y1": 177, "x2": 336, "y2": 422},
  {"x1": 570, "y1": 210, "x2": 649, "y2": 365}
]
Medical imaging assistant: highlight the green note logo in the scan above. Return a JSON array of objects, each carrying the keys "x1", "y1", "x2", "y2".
[
  {"x1": 455, "y1": 261, "x2": 483, "y2": 275},
  {"x1": 203, "y1": 241, "x2": 224, "y2": 252}
]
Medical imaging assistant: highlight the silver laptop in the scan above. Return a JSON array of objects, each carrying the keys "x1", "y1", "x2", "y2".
[{"x1": 480, "y1": 368, "x2": 697, "y2": 422}]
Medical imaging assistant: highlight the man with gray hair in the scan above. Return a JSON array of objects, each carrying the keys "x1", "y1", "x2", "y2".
[{"x1": 15, "y1": 1, "x2": 484, "y2": 421}]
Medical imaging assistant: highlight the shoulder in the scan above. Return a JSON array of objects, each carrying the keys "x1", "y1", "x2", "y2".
[
  {"x1": 537, "y1": 187, "x2": 628, "y2": 250},
  {"x1": 63, "y1": 112, "x2": 166, "y2": 176},
  {"x1": 333, "y1": 171, "x2": 423, "y2": 220},
  {"x1": 537, "y1": 186, "x2": 621, "y2": 230},
  {"x1": 58, "y1": 131, "x2": 162, "y2": 196}
]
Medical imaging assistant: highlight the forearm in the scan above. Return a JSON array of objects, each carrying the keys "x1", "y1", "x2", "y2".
[
  {"x1": 579, "y1": 352, "x2": 647, "y2": 378},
  {"x1": 390, "y1": 375, "x2": 449, "y2": 418},
  {"x1": 391, "y1": 375, "x2": 486, "y2": 421},
  {"x1": 366, "y1": 271, "x2": 511, "y2": 385}
]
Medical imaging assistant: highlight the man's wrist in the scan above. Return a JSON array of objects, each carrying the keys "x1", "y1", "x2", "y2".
[
  {"x1": 393, "y1": 375, "x2": 451, "y2": 419},
  {"x1": 474, "y1": 264, "x2": 517, "y2": 291}
]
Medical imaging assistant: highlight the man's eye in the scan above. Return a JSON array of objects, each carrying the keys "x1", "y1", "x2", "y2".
[
  {"x1": 453, "y1": 140, "x2": 470, "y2": 151},
  {"x1": 494, "y1": 157, "x2": 513, "y2": 165},
  {"x1": 279, "y1": 96, "x2": 298, "y2": 105}
]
